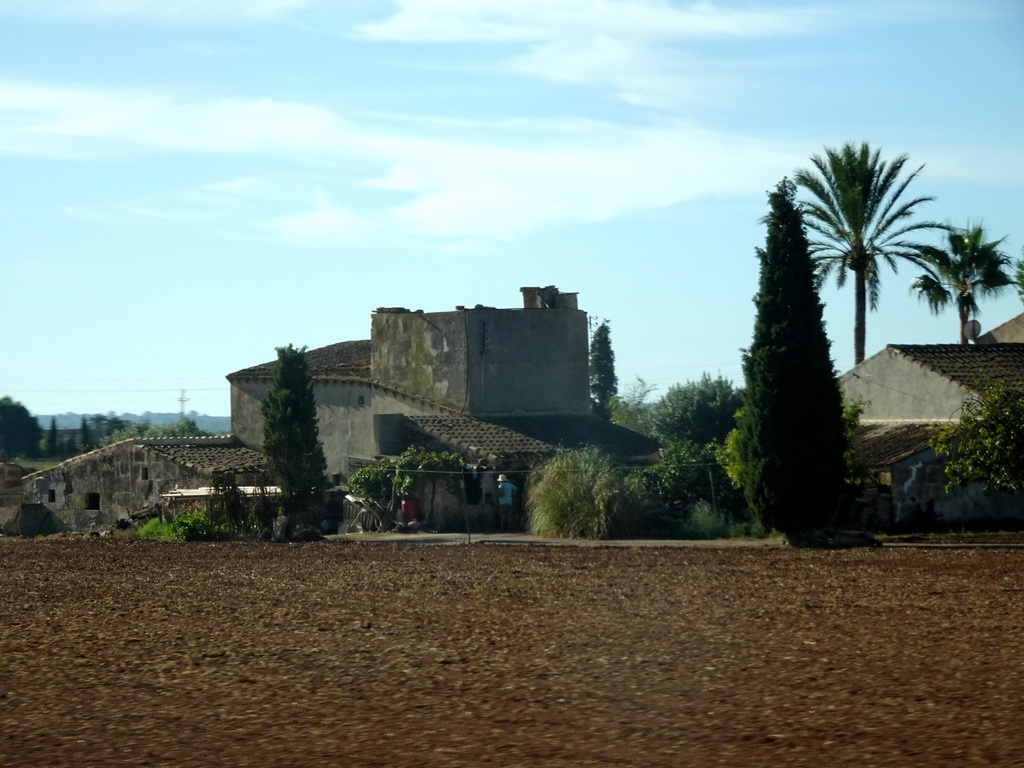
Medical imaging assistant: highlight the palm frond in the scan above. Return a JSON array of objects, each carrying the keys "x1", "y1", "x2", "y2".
[{"x1": 911, "y1": 222, "x2": 1012, "y2": 323}]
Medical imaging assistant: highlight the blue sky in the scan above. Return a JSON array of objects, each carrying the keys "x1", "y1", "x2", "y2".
[{"x1": 2, "y1": 0, "x2": 1022, "y2": 418}]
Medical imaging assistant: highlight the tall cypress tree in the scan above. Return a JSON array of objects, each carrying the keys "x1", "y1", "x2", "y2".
[
  {"x1": 589, "y1": 320, "x2": 618, "y2": 420},
  {"x1": 47, "y1": 417, "x2": 58, "y2": 457},
  {"x1": 736, "y1": 179, "x2": 846, "y2": 540},
  {"x1": 261, "y1": 345, "x2": 328, "y2": 530},
  {"x1": 79, "y1": 416, "x2": 91, "y2": 453}
]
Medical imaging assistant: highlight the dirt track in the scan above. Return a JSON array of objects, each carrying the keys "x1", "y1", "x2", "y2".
[{"x1": 2, "y1": 538, "x2": 1024, "y2": 767}]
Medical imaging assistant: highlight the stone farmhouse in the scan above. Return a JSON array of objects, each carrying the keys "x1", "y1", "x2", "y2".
[
  {"x1": 844, "y1": 325, "x2": 1024, "y2": 527},
  {"x1": 228, "y1": 286, "x2": 659, "y2": 529},
  {"x1": 15, "y1": 286, "x2": 657, "y2": 534},
  {"x1": 229, "y1": 286, "x2": 657, "y2": 481}
]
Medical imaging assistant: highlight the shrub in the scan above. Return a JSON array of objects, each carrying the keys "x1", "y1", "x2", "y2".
[
  {"x1": 170, "y1": 511, "x2": 227, "y2": 542},
  {"x1": 681, "y1": 500, "x2": 752, "y2": 540},
  {"x1": 642, "y1": 500, "x2": 765, "y2": 540},
  {"x1": 633, "y1": 440, "x2": 745, "y2": 515},
  {"x1": 204, "y1": 476, "x2": 276, "y2": 540},
  {"x1": 136, "y1": 517, "x2": 178, "y2": 541},
  {"x1": 526, "y1": 448, "x2": 646, "y2": 539}
]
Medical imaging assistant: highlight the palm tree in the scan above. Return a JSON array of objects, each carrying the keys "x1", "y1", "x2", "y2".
[
  {"x1": 911, "y1": 224, "x2": 1012, "y2": 344},
  {"x1": 1013, "y1": 248, "x2": 1024, "y2": 306},
  {"x1": 794, "y1": 142, "x2": 942, "y2": 364}
]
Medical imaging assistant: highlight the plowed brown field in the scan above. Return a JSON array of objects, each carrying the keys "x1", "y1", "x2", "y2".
[{"x1": 2, "y1": 538, "x2": 1024, "y2": 767}]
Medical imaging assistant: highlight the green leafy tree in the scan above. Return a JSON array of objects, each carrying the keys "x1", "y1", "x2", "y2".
[
  {"x1": 350, "y1": 446, "x2": 464, "y2": 529},
  {"x1": 841, "y1": 397, "x2": 873, "y2": 488},
  {"x1": 610, "y1": 376, "x2": 655, "y2": 436},
  {"x1": 647, "y1": 373, "x2": 741, "y2": 447},
  {"x1": 88, "y1": 414, "x2": 131, "y2": 443},
  {"x1": 794, "y1": 142, "x2": 942, "y2": 364},
  {"x1": 631, "y1": 440, "x2": 747, "y2": 528},
  {"x1": 911, "y1": 224, "x2": 1012, "y2": 344},
  {"x1": 735, "y1": 179, "x2": 847, "y2": 540},
  {"x1": 589, "y1": 319, "x2": 617, "y2": 420},
  {"x1": 0, "y1": 397, "x2": 42, "y2": 459},
  {"x1": 261, "y1": 345, "x2": 328, "y2": 529},
  {"x1": 930, "y1": 380, "x2": 1024, "y2": 494}
]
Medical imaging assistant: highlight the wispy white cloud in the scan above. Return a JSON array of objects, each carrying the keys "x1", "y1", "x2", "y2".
[
  {"x1": 367, "y1": 121, "x2": 799, "y2": 239},
  {"x1": 913, "y1": 145, "x2": 1024, "y2": 186},
  {"x1": 3, "y1": 81, "x2": 796, "y2": 234},
  {"x1": 351, "y1": 1, "x2": 846, "y2": 110},
  {"x1": 2, "y1": 74, "x2": 1015, "y2": 245},
  {"x1": 271, "y1": 207, "x2": 374, "y2": 244},
  {"x1": 0, "y1": 82, "x2": 356, "y2": 156},
  {"x1": 354, "y1": 0, "x2": 834, "y2": 43},
  {"x1": 502, "y1": 35, "x2": 717, "y2": 109},
  {"x1": 201, "y1": 177, "x2": 269, "y2": 193},
  {"x1": 0, "y1": 0, "x2": 315, "y2": 23}
]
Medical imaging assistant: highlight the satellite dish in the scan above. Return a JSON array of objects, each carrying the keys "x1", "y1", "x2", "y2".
[{"x1": 964, "y1": 319, "x2": 982, "y2": 341}]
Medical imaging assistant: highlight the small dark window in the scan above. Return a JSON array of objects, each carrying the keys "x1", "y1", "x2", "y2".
[
  {"x1": 48, "y1": 489, "x2": 56, "y2": 503},
  {"x1": 86, "y1": 493, "x2": 100, "y2": 511},
  {"x1": 141, "y1": 467, "x2": 149, "y2": 480},
  {"x1": 331, "y1": 474, "x2": 342, "y2": 487}
]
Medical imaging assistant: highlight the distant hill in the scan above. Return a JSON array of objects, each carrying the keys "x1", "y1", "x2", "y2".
[{"x1": 37, "y1": 412, "x2": 231, "y2": 434}]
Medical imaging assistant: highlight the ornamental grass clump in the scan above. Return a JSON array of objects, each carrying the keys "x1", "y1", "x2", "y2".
[{"x1": 526, "y1": 448, "x2": 638, "y2": 539}]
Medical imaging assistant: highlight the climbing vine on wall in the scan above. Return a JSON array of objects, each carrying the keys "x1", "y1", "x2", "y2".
[{"x1": 349, "y1": 446, "x2": 464, "y2": 512}]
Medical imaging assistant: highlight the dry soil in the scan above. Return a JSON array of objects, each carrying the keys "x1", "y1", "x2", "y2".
[{"x1": 2, "y1": 537, "x2": 1024, "y2": 767}]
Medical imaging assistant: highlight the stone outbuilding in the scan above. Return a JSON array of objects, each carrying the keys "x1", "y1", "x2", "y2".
[
  {"x1": 842, "y1": 343, "x2": 1024, "y2": 527},
  {"x1": 21, "y1": 436, "x2": 267, "y2": 532}
]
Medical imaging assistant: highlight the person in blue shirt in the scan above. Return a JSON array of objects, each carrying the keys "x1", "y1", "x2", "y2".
[{"x1": 497, "y1": 473, "x2": 517, "y2": 532}]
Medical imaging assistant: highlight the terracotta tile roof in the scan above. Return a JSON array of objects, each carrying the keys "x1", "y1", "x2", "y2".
[
  {"x1": 406, "y1": 415, "x2": 555, "y2": 458},
  {"x1": 134, "y1": 436, "x2": 267, "y2": 474},
  {"x1": 890, "y1": 344, "x2": 1024, "y2": 389},
  {"x1": 406, "y1": 414, "x2": 660, "y2": 461},
  {"x1": 488, "y1": 415, "x2": 660, "y2": 458},
  {"x1": 852, "y1": 423, "x2": 937, "y2": 469},
  {"x1": 22, "y1": 436, "x2": 267, "y2": 479},
  {"x1": 227, "y1": 340, "x2": 371, "y2": 382}
]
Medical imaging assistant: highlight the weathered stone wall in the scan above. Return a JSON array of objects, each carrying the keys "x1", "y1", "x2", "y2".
[
  {"x1": 889, "y1": 448, "x2": 1024, "y2": 525},
  {"x1": 371, "y1": 306, "x2": 589, "y2": 417},
  {"x1": 467, "y1": 307, "x2": 589, "y2": 416},
  {"x1": 22, "y1": 444, "x2": 209, "y2": 531},
  {"x1": 371, "y1": 310, "x2": 470, "y2": 411}
]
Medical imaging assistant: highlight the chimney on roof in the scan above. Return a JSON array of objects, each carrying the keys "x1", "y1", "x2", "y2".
[{"x1": 520, "y1": 285, "x2": 578, "y2": 310}]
